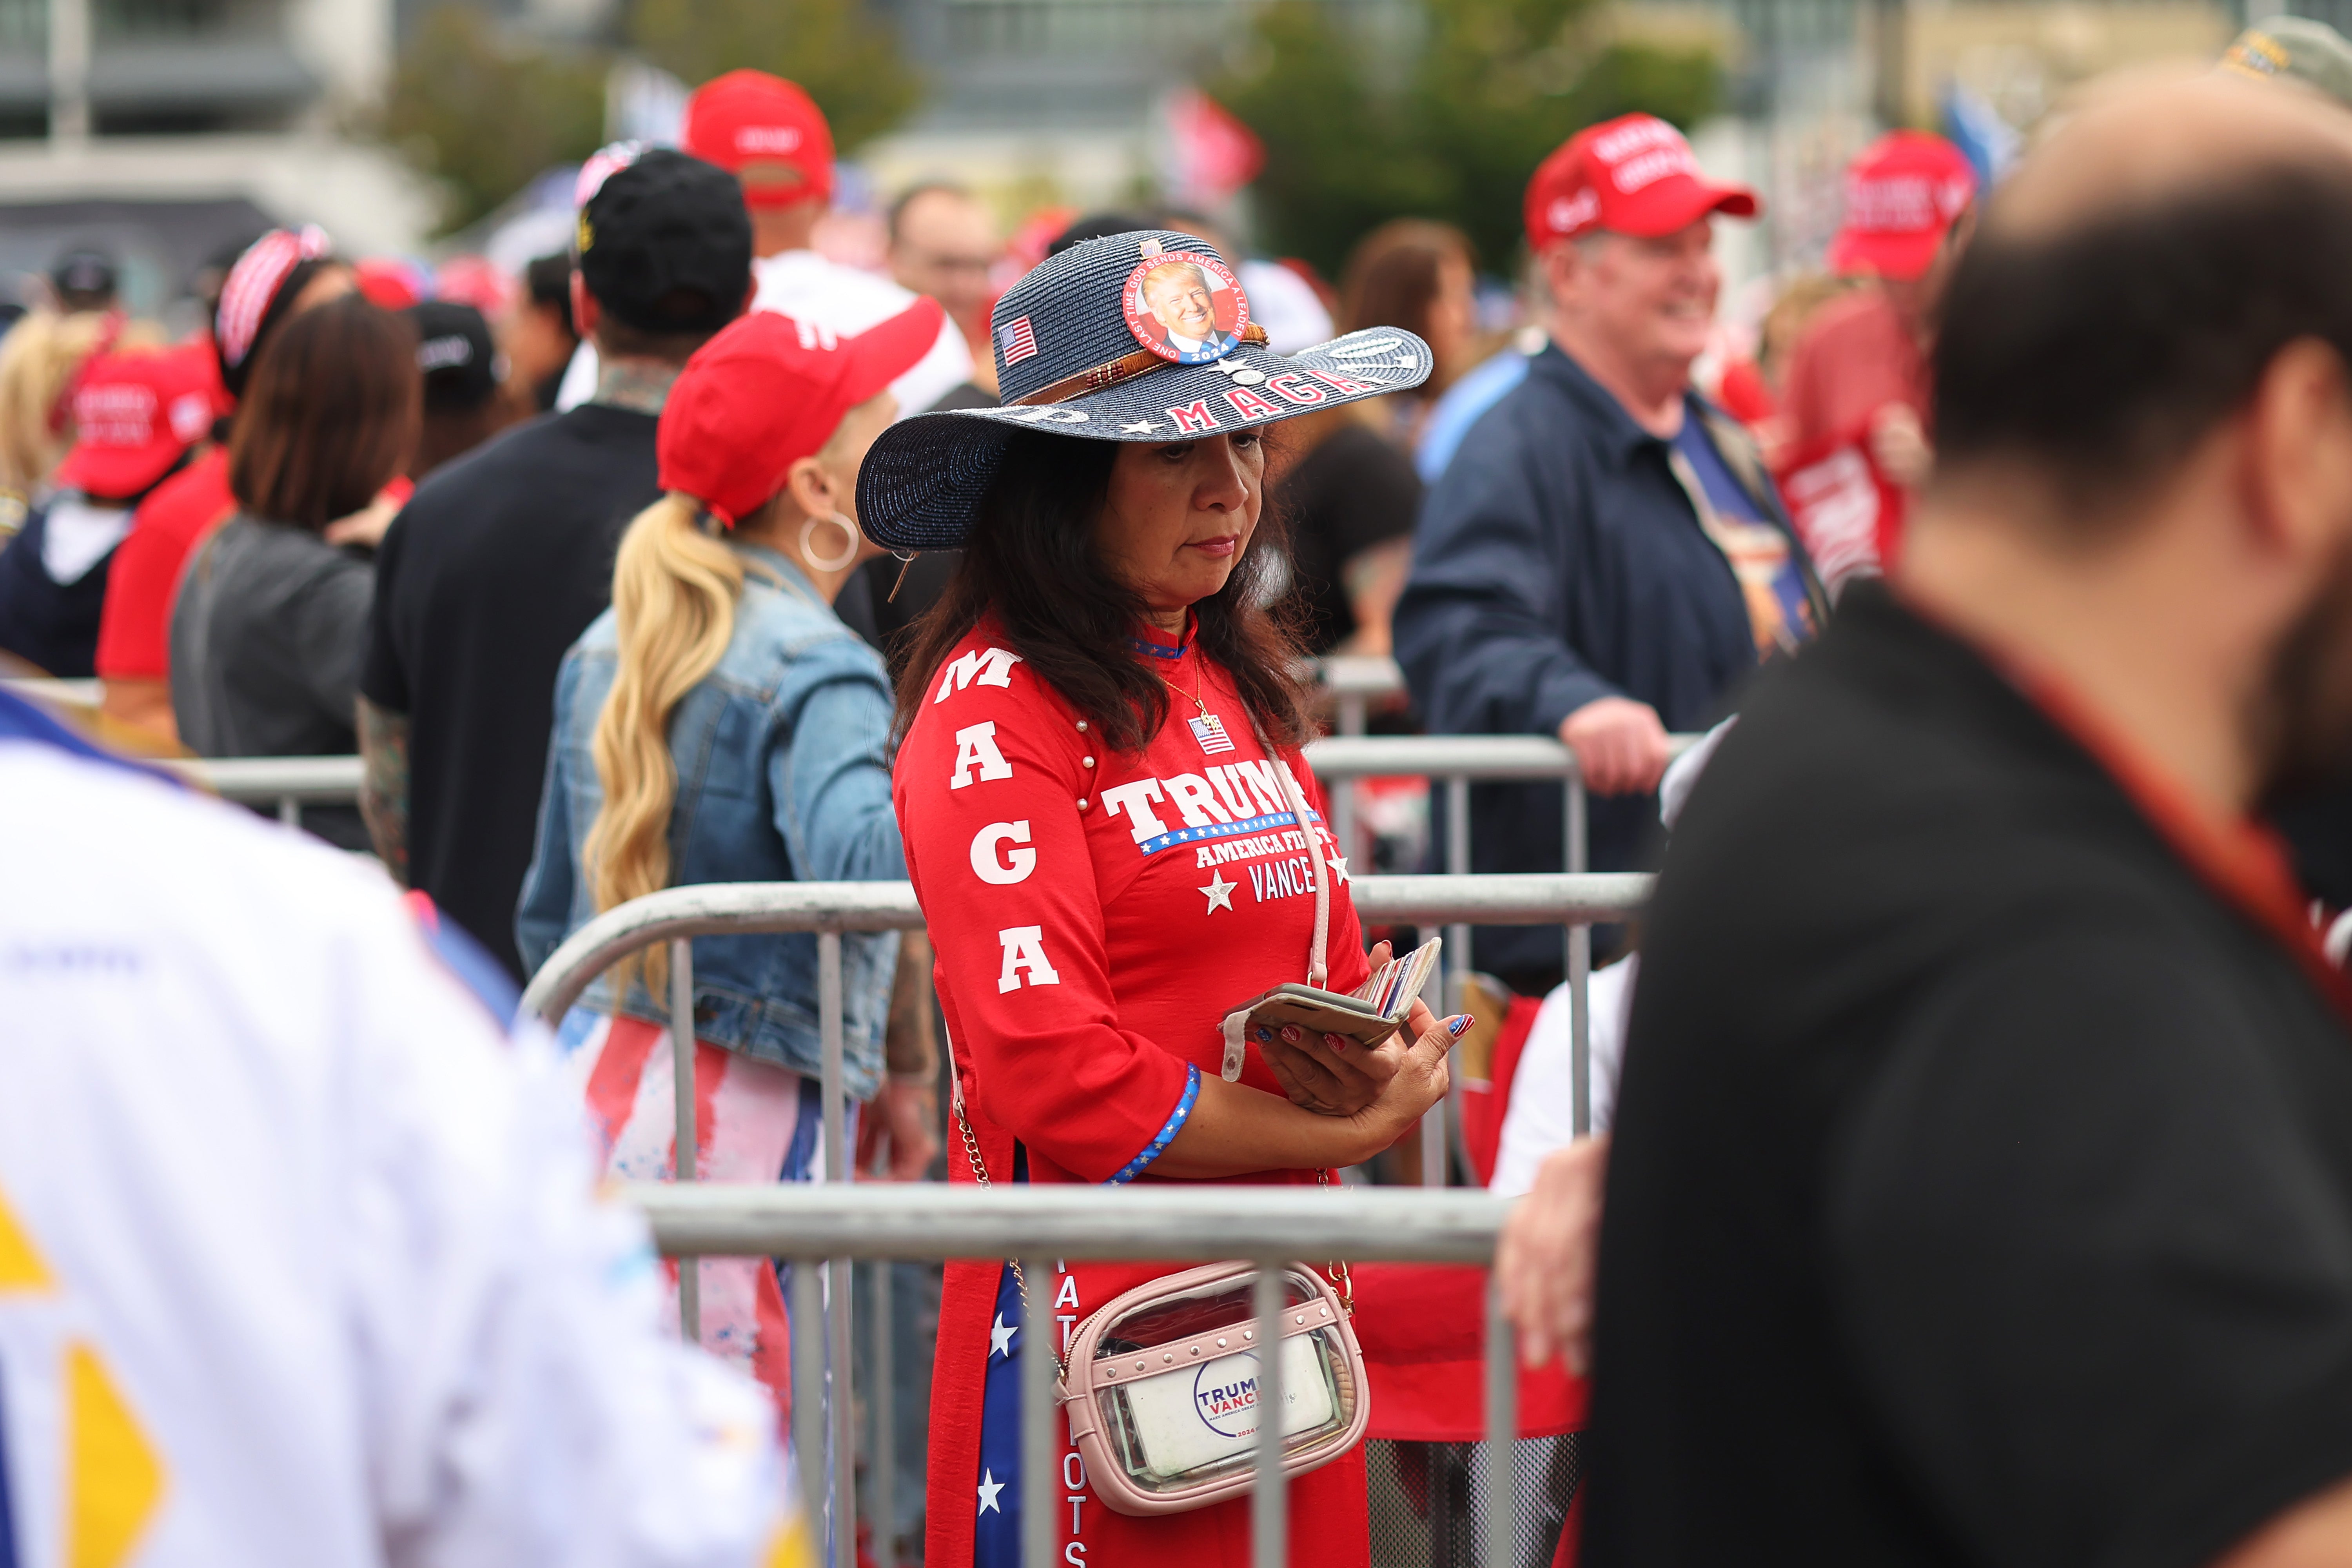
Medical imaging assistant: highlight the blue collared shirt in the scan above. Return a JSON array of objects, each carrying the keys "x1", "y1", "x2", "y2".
[
  {"x1": 1414, "y1": 344, "x2": 1533, "y2": 484},
  {"x1": 516, "y1": 545, "x2": 904, "y2": 1096}
]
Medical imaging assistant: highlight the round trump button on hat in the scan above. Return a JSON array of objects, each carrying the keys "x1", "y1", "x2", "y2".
[{"x1": 1122, "y1": 245, "x2": 1252, "y2": 367}]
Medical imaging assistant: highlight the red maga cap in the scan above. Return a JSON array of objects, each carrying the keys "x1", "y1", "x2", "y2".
[
  {"x1": 658, "y1": 299, "x2": 943, "y2": 528},
  {"x1": 1827, "y1": 132, "x2": 1976, "y2": 283},
  {"x1": 681, "y1": 70, "x2": 835, "y2": 209},
  {"x1": 353, "y1": 256, "x2": 427, "y2": 310},
  {"x1": 53, "y1": 343, "x2": 223, "y2": 502},
  {"x1": 1524, "y1": 114, "x2": 1759, "y2": 248}
]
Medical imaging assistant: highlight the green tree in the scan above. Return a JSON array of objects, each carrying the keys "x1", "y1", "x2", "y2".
[
  {"x1": 380, "y1": 5, "x2": 611, "y2": 235},
  {"x1": 1216, "y1": 4, "x2": 1445, "y2": 278},
  {"x1": 627, "y1": 0, "x2": 918, "y2": 151},
  {"x1": 1215, "y1": 0, "x2": 1720, "y2": 278}
]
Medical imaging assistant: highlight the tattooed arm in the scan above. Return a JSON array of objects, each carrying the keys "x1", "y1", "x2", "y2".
[{"x1": 357, "y1": 693, "x2": 411, "y2": 884}]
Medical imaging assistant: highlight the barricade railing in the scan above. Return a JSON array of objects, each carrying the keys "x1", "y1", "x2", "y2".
[
  {"x1": 523, "y1": 872, "x2": 1651, "y2": 1568},
  {"x1": 130, "y1": 697, "x2": 1689, "y2": 1188},
  {"x1": 627, "y1": 1180, "x2": 1514, "y2": 1568},
  {"x1": 123, "y1": 723, "x2": 1690, "y2": 1189},
  {"x1": 0, "y1": 679, "x2": 367, "y2": 825},
  {"x1": 1303, "y1": 731, "x2": 1700, "y2": 1184},
  {"x1": 159, "y1": 754, "x2": 368, "y2": 827},
  {"x1": 1308, "y1": 653, "x2": 1405, "y2": 739},
  {"x1": 0, "y1": 675, "x2": 101, "y2": 708}
]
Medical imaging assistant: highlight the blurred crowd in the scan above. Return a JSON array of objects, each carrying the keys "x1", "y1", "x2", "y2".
[
  {"x1": 18, "y1": 13, "x2": 2352, "y2": 1568},
  {"x1": 0, "y1": 83, "x2": 1966, "y2": 809},
  {"x1": 0, "y1": 58, "x2": 2099, "y2": 1566}
]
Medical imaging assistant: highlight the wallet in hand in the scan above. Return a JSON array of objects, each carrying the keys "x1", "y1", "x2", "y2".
[{"x1": 1227, "y1": 936, "x2": 1444, "y2": 1054}]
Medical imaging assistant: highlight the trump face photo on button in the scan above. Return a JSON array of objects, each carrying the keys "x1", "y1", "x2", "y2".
[{"x1": 1132, "y1": 255, "x2": 1244, "y2": 364}]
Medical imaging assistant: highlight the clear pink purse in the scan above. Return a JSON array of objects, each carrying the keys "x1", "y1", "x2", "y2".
[
  {"x1": 1056, "y1": 1259, "x2": 1370, "y2": 1514},
  {"x1": 943, "y1": 720, "x2": 1373, "y2": 1516}
]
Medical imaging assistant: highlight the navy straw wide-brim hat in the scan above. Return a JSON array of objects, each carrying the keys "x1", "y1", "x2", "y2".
[{"x1": 857, "y1": 228, "x2": 1433, "y2": 551}]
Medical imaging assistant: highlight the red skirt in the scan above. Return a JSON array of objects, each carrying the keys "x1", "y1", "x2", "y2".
[{"x1": 926, "y1": 1254, "x2": 1373, "y2": 1568}]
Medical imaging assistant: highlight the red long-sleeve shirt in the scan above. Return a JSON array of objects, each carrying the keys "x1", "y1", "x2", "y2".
[{"x1": 894, "y1": 617, "x2": 1371, "y2": 1187}]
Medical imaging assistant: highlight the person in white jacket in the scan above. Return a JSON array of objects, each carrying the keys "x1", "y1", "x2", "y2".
[
  {"x1": 0, "y1": 685, "x2": 804, "y2": 1568},
  {"x1": 1491, "y1": 720, "x2": 1731, "y2": 1195},
  {"x1": 559, "y1": 74, "x2": 973, "y2": 419}
]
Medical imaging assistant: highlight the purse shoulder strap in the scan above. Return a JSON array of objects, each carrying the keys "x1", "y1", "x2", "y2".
[
  {"x1": 1248, "y1": 712, "x2": 1329, "y2": 989},
  {"x1": 943, "y1": 1017, "x2": 1069, "y2": 1373}
]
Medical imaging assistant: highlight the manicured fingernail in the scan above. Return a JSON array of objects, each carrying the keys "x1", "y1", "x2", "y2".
[
  {"x1": 1326, "y1": 1034, "x2": 1347, "y2": 1052},
  {"x1": 1448, "y1": 1014, "x2": 1474, "y2": 1038},
  {"x1": 1254, "y1": 1027, "x2": 1272, "y2": 1043},
  {"x1": 1281, "y1": 1025, "x2": 1302, "y2": 1043}
]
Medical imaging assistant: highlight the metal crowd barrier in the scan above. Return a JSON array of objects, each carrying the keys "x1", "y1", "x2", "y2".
[
  {"x1": 1309, "y1": 653, "x2": 1405, "y2": 739},
  {"x1": 120, "y1": 715, "x2": 1689, "y2": 1188},
  {"x1": 1304, "y1": 731, "x2": 1700, "y2": 1183},
  {"x1": 0, "y1": 675, "x2": 101, "y2": 707},
  {"x1": 0, "y1": 677, "x2": 365, "y2": 828},
  {"x1": 631, "y1": 1181, "x2": 1514, "y2": 1568},
  {"x1": 524, "y1": 871, "x2": 1651, "y2": 1568},
  {"x1": 160, "y1": 754, "x2": 368, "y2": 826}
]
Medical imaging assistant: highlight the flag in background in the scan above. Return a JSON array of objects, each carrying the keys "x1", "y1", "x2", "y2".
[{"x1": 1160, "y1": 87, "x2": 1267, "y2": 207}]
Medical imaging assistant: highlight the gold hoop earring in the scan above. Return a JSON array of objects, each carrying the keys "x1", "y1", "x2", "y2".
[{"x1": 800, "y1": 511, "x2": 861, "y2": 573}]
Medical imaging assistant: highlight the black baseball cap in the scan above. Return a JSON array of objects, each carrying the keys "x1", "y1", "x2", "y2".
[
  {"x1": 405, "y1": 299, "x2": 499, "y2": 411},
  {"x1": 575, "y1": 148, "x2": 752, "y2": 337},
  {"x1": 51, "y1": 247, "x2": 117, "y2": 309}
]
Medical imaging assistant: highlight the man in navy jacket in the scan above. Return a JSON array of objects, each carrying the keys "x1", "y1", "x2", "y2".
[{"x1": 1395, "y1": 114, "x2": 1826, "y2": 993}]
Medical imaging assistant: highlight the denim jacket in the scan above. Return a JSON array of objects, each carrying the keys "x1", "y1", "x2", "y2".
[{"x1": 517, "y1": 546, "x2": 903, "y2": 1098}]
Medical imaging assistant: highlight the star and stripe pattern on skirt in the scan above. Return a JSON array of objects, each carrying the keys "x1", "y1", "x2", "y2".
[{"x1": 973, "y1": 1260, "x2": 1026, "y2": 1568}]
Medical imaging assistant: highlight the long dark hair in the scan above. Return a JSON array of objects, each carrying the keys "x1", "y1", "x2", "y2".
[
  {"x1": 893, "y1": 429, "x2": 1312, "y2": 755},
  {"x1": 230, "y1": 296, "x2": 418, "y2": 531}
]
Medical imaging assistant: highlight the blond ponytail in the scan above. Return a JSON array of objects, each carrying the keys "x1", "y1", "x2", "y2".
[{"x1": 583, "y1": 493, "x2": 746, "y2": 995}]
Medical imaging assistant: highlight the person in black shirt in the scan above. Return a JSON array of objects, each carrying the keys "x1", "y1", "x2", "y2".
[
  {"x1": 1270, "y1": 408, "x2": 1421, "y2": 657},
  {"x1": 358, "y1": 149, "x2": 752, "y2": 979},
  {"x1": 1529, "y1": 74, "x2": 2352, "y2": 1567}
]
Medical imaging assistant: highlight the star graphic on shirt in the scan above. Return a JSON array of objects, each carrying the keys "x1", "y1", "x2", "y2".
[
  {"x1": 1120, "y1": 419, "x2": 1161, "y2": 434},
  {"x1": 978, "y1": 1468, "x2": 1005, "y2": 1515},
  {"x1": 1200, "y1": 871, "x2": 1236, "y2": 913},
  {"x1": 1325, "y1": 853, "x2": 1350, "y2": 884},
  {"x1": 990, "y1": 1312, "x2": 1017, "y2": 1359}
]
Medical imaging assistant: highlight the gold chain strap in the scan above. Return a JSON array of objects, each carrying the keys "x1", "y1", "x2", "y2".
[
  {"x1": 956, "y1": 1097, "x2": 1066, "y2": 1376},
  {"x1": 961, "y1": 1096, "x2": 1355, "y2": 1361},
  {"x1": 1316, "y1": 1165, "x2": 1354, "y2": 1314}
]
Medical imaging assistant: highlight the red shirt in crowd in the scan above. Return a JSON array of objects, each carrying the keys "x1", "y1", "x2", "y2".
[
  {"x1": 1775, "y1": 289, "x2": 1928, "y2": 588},
  {"x1": 94, "y1": 446, "x2": 234, "y2": 681},
  {"x1": 894, "y1": 617, "x2": 1375, "y2": 1568}
]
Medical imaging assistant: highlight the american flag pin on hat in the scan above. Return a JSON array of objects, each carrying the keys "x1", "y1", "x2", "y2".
[{"x1": 998, "y1": 315, "x2": 1038, "y2": 365}]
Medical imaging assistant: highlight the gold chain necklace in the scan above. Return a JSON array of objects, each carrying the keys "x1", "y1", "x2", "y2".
[
  {"x1": 1144, "y1": 625, "x2": 1208, "y2": 717},
  {"x1": 1160, "y1": 660, "x2": 1208, "y2": 719}
]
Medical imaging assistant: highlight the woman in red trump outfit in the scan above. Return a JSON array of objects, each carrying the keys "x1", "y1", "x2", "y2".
[{"x1": 858, "y1": 229, "x2": 1461, "y2": 1568}]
